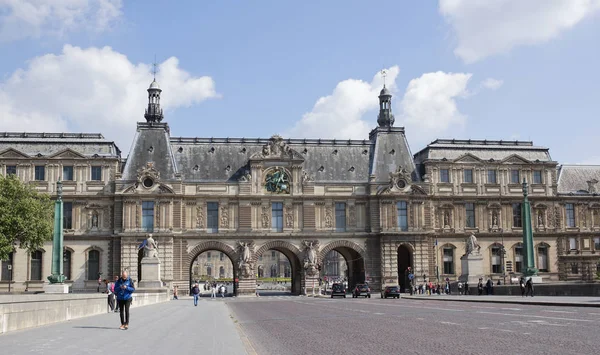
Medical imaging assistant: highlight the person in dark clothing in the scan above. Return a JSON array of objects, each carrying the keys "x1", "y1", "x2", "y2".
[
  {"x1": 477, "y1": 279, "x2": 483, "y2": 295},
  {"x1": 485, "y1": 279, "x2": 493, "y2": 295},
  {"x1": 191, "y1": 283, "x2": 200, "y2": 306},
  {"x1": 114, "y1": 270, "x2": 135, "y2": 330},
  {"x1": 525, "y1": 278, "x2": 534, "y2": 297},
  {"x1": 519, "y1": 277, "x2": 526, "y2": 297},
  {"x1": 464, "y1": 281, "x2": 470, "y2": 295}
]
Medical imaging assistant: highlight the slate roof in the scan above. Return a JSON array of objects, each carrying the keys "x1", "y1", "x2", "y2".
[
  {"x1": 557, "y1": 165, "x2": 600, "y2": 194},
  {"x1": 414, "y1": 139, "x2": 552, "y2": 163},
  {"x1": 0, "y1": 132, "x2": 121, "y2": 158}
]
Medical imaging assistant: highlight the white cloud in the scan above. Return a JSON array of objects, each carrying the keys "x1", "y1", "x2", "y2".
[
  {"x1": 285, "y1": 66, "x2": 400, "y2": 139},
  {"x1": 0, "y1": 45, "x2": 219, "y2": 153},
  {"x1": 439, "y1": 0, "x2": 600, "y2": 63},
  {"x1": 481, "y1": 78, "x2": 504, "y2": 90},
  {"x1": 399, "y1": 71, "x2": 472, "y2": 137},
  {"x1": 0, "y1": 0, "x2": 123, "y2": 42}
]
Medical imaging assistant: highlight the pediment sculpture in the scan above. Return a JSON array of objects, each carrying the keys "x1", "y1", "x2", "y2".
[
  {"x1": 264, "y1": 167, "x2": 291, "y2": 194},
  {"x1": 377, "y1": 165, "x2": 417, "y2": 195},
  {"x1": 250, "y1": 135, "x2": 304, "y2": 160}
]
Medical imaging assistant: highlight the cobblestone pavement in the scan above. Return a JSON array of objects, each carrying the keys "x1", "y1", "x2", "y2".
[
  {"x1": 0, "y1": 299, "x2": 247, "y2": 355},
  {"x1": 403, "y1": 294, "x2": 600, "y2": 307},
  {"x1": 226, "y1": 295, "x2": 600, "y2": 355}
]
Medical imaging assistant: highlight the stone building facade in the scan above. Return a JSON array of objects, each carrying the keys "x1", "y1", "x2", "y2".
[{"x1": 1, "y1": 78, "x2": 599, "y2": 294}]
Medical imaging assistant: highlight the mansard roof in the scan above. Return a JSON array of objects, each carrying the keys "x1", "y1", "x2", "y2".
[
  {"x1": 557, "y1": 165, "x2": 600, "y2": 194},
  {"x1": 414, "y1": 139, "x2": 553, "y2": 163},
  {"x1": 0, "y1": 132, "x2": 121, "y2": 158}
]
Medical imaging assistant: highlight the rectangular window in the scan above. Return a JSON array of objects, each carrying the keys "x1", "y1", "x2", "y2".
[
  {"x1": 571, "y1": 263, "x2": 579, "y2": 274},
  {"x1": 510, "y1": 169, "x2": 520, "y2": 184},
  {"x1": 62, "y1": 166, "x2": 74, "y2": 181},
  {"x1": 207, "y1": 202, "x2": 219, "y2": 232},
  {"x1": 5, "y1": 165, "x2": 16, "y2": 176},
  {"x1": 465, "y1": 203, "x2": 475, "y2": 228},
  {"x1": 63, "y1": 202, "x2": 73, "y2": 229},
  {"x1": 271, "y1": 251, "x2": 276, "y2": 259},
  {"x1": 491, "y1": 247, "x2": 502, "y2": 274},
  {"x1": 207, "y1": 252, "x2": 211, "y2": 260},
  {"x1": 463, "y1": 169, "x2": 473, "y2": 183},
  {"x1": 397, "y1": 201, "x2": 408, "y2": 231},
  {"x1": 487, "y1": 170, "x2": 497, "y2": 184},
  {"x1": 335, "y1": 202, "x2": 346, "y2": 232},
  {"x1": 271, "y1": 202, "x2": 283, "y2": 232},
  {"x1": 30, "y1": 251, "x2": 42, "y2": 281},
  {"x1": 512, "y1": 203, "x2": 522, "y2": 228},
  {"x1": 1, "y1": 253, "x2": 13, "y2": 281},
  {"x1": 443, "y1": 248, "x2": 454, "y2": 274},
  {"x1": 514, "y1": 245, "x2": 523, "y2": 273},
  {"x1": 34, "y1": 166, "x2": 45, "y2": 181},
  {"x1": 533, "y1": 170, "x2": 543, "y2": 184},
  {"x1": 538, "y1": 246, "x2": 549, "y2": 272},
  {"x1": 220, "y1": 252, "x2": 224, "y2": 261},
  {"x1": 569, "y1": 237, "x2": 577, "y2": 250},
  {"x1": 594, "y1": 237, "x2": 600, "y2": 251},
  {"x1": 566, "y1": 203, "x2": 575, "y2": 227},
  {"x1": 91, "y1": 166, "x2": 102, "y2": 181},
  {"x1": 142, "y1": 201, "x2": 155, "y2": 232},
  {"x1": 440, "y1": 169, "x2": 450, "y2": 183}
]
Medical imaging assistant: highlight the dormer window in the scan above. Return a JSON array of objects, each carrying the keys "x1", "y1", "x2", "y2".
[{"x1": 440, "y1": 169, "x2": 450, "y2": 183}]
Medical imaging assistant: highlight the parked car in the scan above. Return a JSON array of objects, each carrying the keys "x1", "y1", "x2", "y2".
[
  {"x1": 330, "y1": 283, "x2": 346, "y2": 298},
  {"x1": 352, "y1": 284, "x2": 371, "y2": 298},
  {"x1": 381, "y1": 286, "x2": 401, "y2": 299}
]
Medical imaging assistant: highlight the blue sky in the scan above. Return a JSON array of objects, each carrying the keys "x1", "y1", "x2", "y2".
[{"x1": 1, "y1": 0, "x2": 599, "y2": 164}]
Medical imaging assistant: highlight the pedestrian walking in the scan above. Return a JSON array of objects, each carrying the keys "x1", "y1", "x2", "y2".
[
  {"x1": 191, "y1": 283, "x2": 200, "y2": 306},
  {"x1": 464, "y1": 281, "x2": 470, "y2": 295},
  {"x1": 173, "y1": 285, "x2": 179, "y2": 300},
  {"x1": 105, "y1": 279, "x2": 115, "y2": 312},
  {"x1": 114, "y1": 270, "x2": 135, "y2": 330},
  {"x1": 113, "y1": 276, "x2": 119, "y2": 312},
  {"x1": 525, "y1": 278, "x2": 534, "y2": 297},
  {"x1": 519, "y1": 277, "x2": 526, "y2": 297},
  {"x1": 220, "y1": 285, "x2": 226, "y2": 298},
  {"x1": 211, "y1": 283, "x2": 217, "y2": 298},
  {"x1": 477, "y1": 279, "x2": 483, "y2": 295},
  {"x1": 457, "y1": 282, "x2": 463, "y2": 295}
]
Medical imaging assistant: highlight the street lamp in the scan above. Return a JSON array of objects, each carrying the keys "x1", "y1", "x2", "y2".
[
  {"x1": 500, "y1": 228, "x2": 506, "y2": 285},
  {"x1": 7, "y1": 264, "x2": 12, "y2": 293}
]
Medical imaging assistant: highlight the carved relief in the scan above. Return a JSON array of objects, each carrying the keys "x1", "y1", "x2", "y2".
[
  {"x1": 324, "y1": 206, "x2": 333, "y2": 228},
  {"x1": 196, "y1": 205, "x2": 204, "y2": 229},
  {"x1": 220, "y1": 206, "x2": 229, "y2": 228},
  {"x1": 537, "y1": 209, "x2": 544, "y2": 227},
  {"x1": 378, "y1": 165, "x2": 413, "y2": 195},
  {"x1": 261, "y1": 205, "x2": 270, "y2": 228},
  {"x1": 285, "y1": 206, "x2": 293, "y2": 228},
  {"x1": 264, "y1": 167, "x2": 290, "y2": 194},
  {"x1": 251, "y1": 135, "x2": 304, "y2": 160},
  {"x1": 348, "y1": 205, "x2": 356, "y2": 226},
  {"x1": 587, "y1": 179, "x2": 598, "y2": 193}
]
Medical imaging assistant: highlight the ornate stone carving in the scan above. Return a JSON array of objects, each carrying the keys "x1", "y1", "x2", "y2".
[
  {"x1": 285, "y1": 206, "x2": 293, "y2": 228},
  {"x1": 196, "y1": 205, "x2": 204, "y2": 229},
  {"x1": 378, "y1": 165, "x2": 413, "y2": 195},
  {"x1": 264, "y1": 167, "x2": 290, "y2": 194},
  {"x1": 238, "y1": 241, "x2": 254, "y2": 278},
  {"x1": 443, "y1": 211, "x2": 451, "y2": 228},
  {"x1": 303, "y1": 241, "x2": 319, "y2": 276},
  {"x1": 302, "y1": 170, "x2": 315, "y2": 183},
  {"x1": 492, "y1": 211, "x2": 499, "y2": 227},
  {"x1": 537, "y1": 210, "x2": 544, "y2": 227},
  {"x1": 91, "y1": 212, "x2": 99, "y2": 228},
  {"x1": 324, "y1": 206, "x2": 333, "y2": 228},
  {"x1": 220, "y1": 206, "x2": 229, "y2": 228},
  {"x1": 465, "y1": 233, "x2": 481, "y2": 255},
  {"x1": 348, "y1": 205, "x2": 356, "y2": 226},
  {"x1": 587, "y1": 179, "x2": 598, "y2": 193},
  {"x1": 140, "y1": 234, "x2": 159, "y2": 259},
  {"x1": 251, "y1": 135, "x2": 303, "y2": 160},
  {"x1": 238, "y1": 169, "x2": 252, "y2": 182},
  {"x1": 261, "y1": 205, "x2": 270, "y2": 228}
]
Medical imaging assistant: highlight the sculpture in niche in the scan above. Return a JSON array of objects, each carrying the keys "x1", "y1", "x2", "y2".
[
  {"x1": 261, "y1": 205, "x2": 270, "y2": 228},
  {"x1": 220, "y1": 206, "x2": 229, "y2": 228},
  {"x1": 91, "y1": 212, "x2": 99, "y2": 228},
  {"x1": 348, "y1": 205, "x2": 356, "y2": 226},
  {"x1": 265, "y1": 167, "x2": 290, "y2": 194},
  {"x1": 196, "y1": 205, "x2": 204, "y2": 229},
  {"x1": 285, "y1": 207, "x2": 293, "y2": 228},
  {"x1": 324, "y1": 207, "x2": 333, "y2": 228},
  {"x1": 492, "y1": 211, "x2": 498, "y2": 227},
  {"x1": 537, "y1": 210, "x2": 544, "y2": 227},
  {"x1": 443, "y1": 211, "x2": 450, "y2": 227}
]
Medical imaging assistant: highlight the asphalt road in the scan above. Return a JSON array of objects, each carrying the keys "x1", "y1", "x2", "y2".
[{"x1": 226, "y1": 295, "x2": 600, "y2": 355}]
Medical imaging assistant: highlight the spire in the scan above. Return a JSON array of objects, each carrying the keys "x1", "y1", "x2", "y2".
[
  {"x1": 377, "y1": 70, "x2": 394, "y2": 127},
  {"x1": 144, "y1": 58, "x2": 164, "y2": 123}
]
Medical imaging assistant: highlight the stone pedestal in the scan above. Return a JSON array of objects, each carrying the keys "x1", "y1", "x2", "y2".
[
  {"x1": 138, "y1": 257, "x2": 163, "y2": 289},
  {"x1": 43, "y1": 283, "x2": 69, "y2": 294},
  {"x1": 526, "y1": 276, "x2": 543, "y2": 284},
  {"x1": 459, "y1": 253, "x2": 484, "y2": 284}
]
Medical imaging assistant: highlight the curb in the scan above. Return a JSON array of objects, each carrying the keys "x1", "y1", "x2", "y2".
[{"x1": 400, "y1": 296, "x2": 600, "y2": 308}]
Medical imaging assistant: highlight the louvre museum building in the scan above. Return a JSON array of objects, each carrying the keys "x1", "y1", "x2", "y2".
[{"x1": 1, "y1": 78, "x2": 599, "y2": 295}]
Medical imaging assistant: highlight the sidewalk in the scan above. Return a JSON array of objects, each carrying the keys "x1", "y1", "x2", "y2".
[
  {"x1": 0, "y1": 298, "x2": 249, "y2": 354},
  {"x1": 402, "y1": 294, "x2": 600, "y2": 307}
]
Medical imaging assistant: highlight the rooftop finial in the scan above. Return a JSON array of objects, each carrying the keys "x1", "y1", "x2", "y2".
[
  {"x1": 152, "y1": 54, "x2": 158, "y2": 80},
  {"x1": 381, "y1": 69, "x2": 387, "y2": 87}
]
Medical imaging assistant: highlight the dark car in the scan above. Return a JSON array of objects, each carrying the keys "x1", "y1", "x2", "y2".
[
  {"x1": 352, "y1": 284, "x2": 371, "y2": 298},
  {"x1": 381, "y1": 286, "x2": 401, "y2": 299},
  {"x1": 330, "y1": 283, "x2": 346, "y2": 298}
]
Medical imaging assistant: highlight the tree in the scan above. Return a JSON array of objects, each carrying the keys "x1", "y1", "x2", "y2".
[{"x1": 0, "y1": 175, "x2": 53, "y2": 261}]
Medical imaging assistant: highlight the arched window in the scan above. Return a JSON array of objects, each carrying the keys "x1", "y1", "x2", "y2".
[
  {"x1": 30, "y1": 251, "x2": 43, "y2": 280},
  {"x1": 537, "y1": 244, "x2": 549, "y2": 272},
  {"x1": 442, "y1": 245, "x2": 455, "y2": 274},
  {"x1": 284, "y1": 265, "x2": 291, "y2": 278},
  {"x1": 270, "y1": 264, "x2": 277, "y2": 278},
  {"x1": 63, "y1": 249, "x2": 72, "y2": 280},
  {"x1": 219, "y1": 266, "x2": 225, "y2": 279},
  {"x1": 258, "y1": 265, "x2": 264, "y2": 278},
  {"x1": 87, "y1": 250, "x2": 100, "y2": 280},
  {"x1": 1, "y1": 252, "x2": 13, "y2": 281},
  {"x1": 514, "y1": 243, "x2": 523, "y2": 273}
]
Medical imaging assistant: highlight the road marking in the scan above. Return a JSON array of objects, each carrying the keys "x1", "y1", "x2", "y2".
[
  {"x1": 440, "y1": 321, "x2": 460, "y2": 326},
  {"x1": 477, "y1": 311, "x2": 595, "y2": 323},
  {"x1": 501, "y1": 308, "x2": 522, "y2": 311},
  {"x1": 471, "y1": 306, "x2": 496, "y2": 309},
  {"x1": 374, "y1": 312, "x2": 385, "y2": 315},
  {"x1": 543, "y1": 310, "x2": 576, "y2": 314}
]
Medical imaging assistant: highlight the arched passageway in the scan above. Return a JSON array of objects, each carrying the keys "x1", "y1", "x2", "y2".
[
  {"x1": 397, "y1": 244, "x2": 413, "y2": 293},
  {"x1": 252, "y1": 241, "x2": 302, "y2": 295},
  {"x1": 187, "y1": 242, "x2": 239, "y2": 296},
  {"x1": 319, "y1": 241, "x2": 366, "y2": 291}
]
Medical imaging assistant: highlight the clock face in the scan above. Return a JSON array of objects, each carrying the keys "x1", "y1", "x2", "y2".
[{"x1": 396, "y1": 179, "x2": 406, "y2": 189}]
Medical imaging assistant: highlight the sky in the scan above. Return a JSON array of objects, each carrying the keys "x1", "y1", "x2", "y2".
[{"x1": 0, "y1": 0, "x2": 599, "y2": 164}]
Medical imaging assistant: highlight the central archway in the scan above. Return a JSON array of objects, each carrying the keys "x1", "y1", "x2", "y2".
[
  {"x1": 251, "y1": 241, "x2": 302, "y2": 295},
  {"x1": 397, "y1": 244, "x2": 413, "y2": 293},
  {"x1": 319, "y1": 241, "x2": 366, "y2": 292},
  {"x1": 186, "y1": 241, "x2": 239, "y2": 296}
]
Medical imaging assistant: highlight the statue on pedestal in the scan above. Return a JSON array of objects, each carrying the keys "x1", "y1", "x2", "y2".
[
  {"x1": 238, "y1": 241, "x2": 254, "y2": 278},
  {"x1": 140, "y1": 234, "x2": 159, "y2": 259},
  {"x1": 465, "y1": 233, "x2": 481, "y2": 256},
  {"x1": 303, "y1": 241, "x2": 319, "y2": 276}
]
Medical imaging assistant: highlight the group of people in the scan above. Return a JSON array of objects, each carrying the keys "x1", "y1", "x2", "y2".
[
  {"x1": 412, "y1": 277, "x2": 535, "y2": 297},
  {"x1": 103, "y1": 271, "x2": 136, "y2": 330},
  {"x1": 413, "y1": 281, "x2": 453, "y2": 295}
]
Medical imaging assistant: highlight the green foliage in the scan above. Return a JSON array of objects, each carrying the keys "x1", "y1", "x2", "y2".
[{"x1": 0, "y1": 175, "x2": 53, "y2": 260}]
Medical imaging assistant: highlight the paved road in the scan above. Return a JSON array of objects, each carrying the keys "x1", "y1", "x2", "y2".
[
  {"x1": 226, "y1": 295, "x2": 600, "y2": 355},
  {"x1": 404, "y1": 294, "x2": 600, "y2": 307},
  {"x1": 0, "y1": 300, "x2": 247, "y2": 355}
]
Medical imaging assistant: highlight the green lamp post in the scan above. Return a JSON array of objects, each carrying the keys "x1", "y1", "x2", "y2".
[
  {"x1": 47, "y1": 180, "x2": 66, "y2": 284},
  {"x1": 521, "y1": 179, "x2": 538, "y2": 277}
]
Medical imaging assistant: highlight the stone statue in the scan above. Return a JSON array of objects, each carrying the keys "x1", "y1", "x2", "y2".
[
  {"x1": 465, "y1": 233, "x2": 481, "y2": 255},
  {"x1": 305, "y1": 241, "x2": 316, "y2": 264},
  {"x1": 239, "y1": 241, "x2": 251, "y2": 264},
  {"x1": 443, "y1": 211, "x2": 450, "y2": 227},
  {"x1": 91, "y1": 212, "x2": 99, "y2": 228},
  {"x1": 492, "y1": 211, "x2": 498, "y2": 227},
  {"x1": 537, "y1": 210, "x2": 544, "y2": 226},
  {"x1": 141, "y1": 234, "x2": 159, "y2": 259}
]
